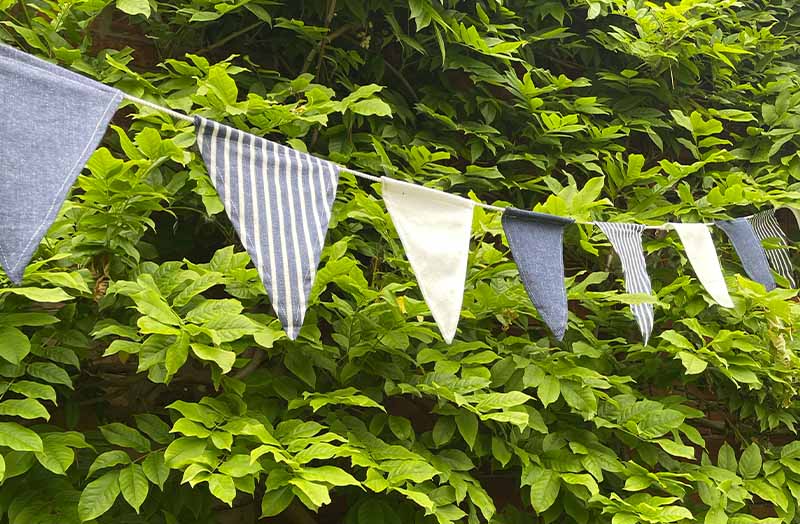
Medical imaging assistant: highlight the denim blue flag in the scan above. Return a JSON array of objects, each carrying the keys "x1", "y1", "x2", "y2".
[
  {"x1": 596, "y1": 222, "x2": 654, "y2": 344},
  {"x1": 502, "y1": 209, "x2": 574, "y2": 340},
  {"x1": 748, "y1": 209, "x2": 795, "y2": 287},
  {"x1": 0, "y1": 44, "x2": 122, "y2": 283},
  {"x1": 716, "y1": 218, "x2": 777, "y2": 291},
  {"x1": 194, "y1": 117, "x2": 339, "y2": 339}
]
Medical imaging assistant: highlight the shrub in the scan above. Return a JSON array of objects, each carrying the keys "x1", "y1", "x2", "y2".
[{"x1": 1, "y1": 0, "x2": 800, "y2": 523}]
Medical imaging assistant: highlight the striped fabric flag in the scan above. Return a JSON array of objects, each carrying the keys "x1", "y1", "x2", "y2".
[
  {"x1": 195, "y1": 117, "x2": 339, "y2": 339},
  {"x1": 716, "y1": 218, "x2": 776, "y2": 291},
  {"x1": 748, "y1": 209, "x2": 795, "y2": 287},
  {"x1": 596, "y1": 222, "x2": 654, "y2": 344}
]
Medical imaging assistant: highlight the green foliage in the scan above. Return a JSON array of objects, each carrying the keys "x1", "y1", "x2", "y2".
[{"x1": 2, "y1": 0, "x2": 800, "y2": 522}]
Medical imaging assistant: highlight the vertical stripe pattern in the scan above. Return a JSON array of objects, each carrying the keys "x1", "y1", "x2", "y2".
[
  {"x1": 596, "y1": 222, "x2": 654, "y2": 344},
  {"x1": 748, "y1": 209, "x2": 795, "y2": 287},
  {"x1": 195, "y1": 117, "x2": 340, "y2": 339}
]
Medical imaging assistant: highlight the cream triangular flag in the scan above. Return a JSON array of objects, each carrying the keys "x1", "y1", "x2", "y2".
[
  {"x1": 382, "y1": 178, "x2": 474, "y2": 343},
  {"x1": 669, "y1": 223, "x2": 733, "y2": 308}
]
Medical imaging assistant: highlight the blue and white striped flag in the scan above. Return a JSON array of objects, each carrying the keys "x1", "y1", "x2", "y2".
[
  {"x1": 195, "y1": 117, "x2": 339, "y2": 339},
  {"x1": 596, "y1": 222, "x2": 654, "y2": 344},
  {"x1": 748, "y1": 209, "x2": 795, "y2": 287}
]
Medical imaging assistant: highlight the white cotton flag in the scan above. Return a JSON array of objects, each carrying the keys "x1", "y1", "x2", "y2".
[
  {"x1": 382, "y1": 177, "x2": 475, "y2": 343},
  {"x1": 669, "y1": 223, "x2": 733, "y2": 308}
]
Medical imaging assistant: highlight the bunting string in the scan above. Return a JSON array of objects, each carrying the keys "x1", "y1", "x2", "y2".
[{"x1": 1, "y1": 42, "x2": 797, "y2": 346}]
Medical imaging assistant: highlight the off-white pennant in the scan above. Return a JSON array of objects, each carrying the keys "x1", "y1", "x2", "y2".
[
  {"x1": 382, "y1": 178, "x2": 474, "y2": 343},
  {"x1": 669, "y1": 223, "x2": 733, "y2": 308}
]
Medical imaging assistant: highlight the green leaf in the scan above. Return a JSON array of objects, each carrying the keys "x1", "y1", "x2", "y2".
[
  {"x1": 0, "y1": 287, "x2": 73, "y2": 302},
  {"x1": 78, "y1": 470, "x2": 121, "y2": 521},
  {"x1": 35, "y1": 435, "x2": 75, "y2": 475},
  {"x1": 132, "y1": 289, "x2": 182, "y2": 326},
  {"x1": 88, "y1": 450, "x2": 131, "y2": 478},
  {"x1": 0, "y1": 398, "x2": 49, "y2": 420},
  {"x1": 116, "y1": 0, "x2": 151, "y2": 17},
  {"x1": 290, "y1": 478, "x2": 330, "y2": 507},
  {"x1": 142, "y1": 452, "x2": 169, "y2": 490},
  {"x1": 530, "y1": 469, "x2": 560, "y2": 513},
  {"x1": 0, "y1": 327, "x2": 30, "y2": 364},
  {"x1": 208, "y1": 474, "x2": 236, "y2": 506},
  {"x1": 165, "y1": 332, "x2": 190, "y2": 377},
  {"x1": 285, "y1": 350, "x2": 316, "y2": 387},
  {"x1": 350, "y1": 98, "x2": 393, "y2": 117},
  {"x1": 26, "y1": 362, "x2": 72, "y2": 388},
  {"x1": 738, "y1": 443, "x2": 762, "y2": 479},
  {"x1": 301, "y1": 466, "x2": 359, "y2": 486},
  {"x1": 718, "y1": 443, "x2": 737, "y2": 471},
  {"x1": 0, "y1": 422, "x2": 43, "y2": 451},
  {"x1": 261, "y1": 486, "x2": 294, "y2": 518},
  {"x1": 164, "y1": 437, "x2": 206, "y2": 467},
  {"x1": 191, "y1": 343, "x2": 236, "y2": 374},
  {"x1": 432, "y1": 417, "x2": 456, "y2": 447},
  {"x1": 134, "y1": 414, "x2": 172, "y2": 444},
  {"x1": 455, "y1": 412, "x2": 478, "y2": 449},
  {"x1": 9, "y1": 381, "x2": 56, "y2": 403},
  {"x1": 119, "y1": 464, "x2": 149, "y2": 513},
  {"x1": 538, "y1": 375, "x2": 560, "y2": 407},
  {"x1": 677, "y1": 351, "x2": 708, "y2": 374},
  {"x1": 655, "y1": 439, "x2": 696, "y2": 459},
  {"x1": 100, "y1": 423, "x2": 151, "y2": 453}
]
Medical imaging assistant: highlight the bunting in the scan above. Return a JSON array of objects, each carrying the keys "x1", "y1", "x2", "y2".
[
  {"x1": 382, "y1": 178, "x2": 475, "y2": 343},
  {"x1": 194, "y1": 117, "x2": 339, "y2": 339},
  {"x1": 749, "y1": 210, "x2": 795, "y2": 287},
  {"x1": 668, "y1": 223, "x2": 733, "y2": 308},
  {"x1": 0, "y1": 43, "x2": 122, "y2": 283},
  {"x1": 0, "y1": 43, "x2": 799, "y2": 346},
  {"x1": 596, "y1": 223, "x2": 654, "y2": 344},
  {"x1": 502, "y1": 209, "x2": 574, "y2": 340},
  {"x1": 716, "y1": 218, "x2": 777, "y2": 291}
]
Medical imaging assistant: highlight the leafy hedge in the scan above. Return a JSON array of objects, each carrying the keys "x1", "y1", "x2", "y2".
[{"x1": 1, "y1": 0, "x2": 800, "y2": 523}]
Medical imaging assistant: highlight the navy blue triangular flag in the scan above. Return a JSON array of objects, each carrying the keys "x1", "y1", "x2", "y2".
[
  {"x1": 0, "y1": 44, "x2": 122, "y2": 283},
  {"x1": 717, "y1": 218, "x2": 776, "y2": 291},
  {"x1": 195, "y1": 117, "x2": 339, "y2": 339},
  {"x1": 502, "y1": 209, "x2": 574, "y2": 340}
]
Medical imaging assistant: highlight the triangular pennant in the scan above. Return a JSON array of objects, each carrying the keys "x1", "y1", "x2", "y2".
[
  {"x1": 502, "y1": 208, "x2": 574, "y2": 340},
  {"x1": 596, "y1": 222, "x2": 654, "y2": 344},
  {"x1": 0, "y1": 44, "x2": 122, "y2": 283},
  {"x1": 748, "y1": 209, "x2": 795, "y2": 287},
  {"x1": 668, "y1": 223, "x2": 733, "y2": 308},
  {"x1": 716, "y1": 218, "x2": 776, "y2": 291},
  {"x1": 382, "y1": 178, "x2": 474, "y2": 343},
  {"x1": 195, "y1": 117, "x2": 339, "y2": 339}
]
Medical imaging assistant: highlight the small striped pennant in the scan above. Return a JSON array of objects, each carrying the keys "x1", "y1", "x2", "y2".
[
  {"x1": 195, "y1": 117, "x2": 339, "y2": 339},
  {"x1": 596, "y1": 222, "x2": 654, "y2": 344},
  {"x1": 748, "y1": 209, "x2": 795, "y2": 288}
]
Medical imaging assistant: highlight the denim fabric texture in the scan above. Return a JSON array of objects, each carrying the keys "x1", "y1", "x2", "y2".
[
  {"x1": 501, "y1": 208, "x2": 573, "y2": 340},
  {"x1": 0, "y1": 43, "x2": 122, "y2": 283},
  {"x1": 716, "y1": 217, "x2": 777, "y2": 291}
]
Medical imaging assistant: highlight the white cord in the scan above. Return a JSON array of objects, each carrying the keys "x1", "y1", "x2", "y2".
[
  {"x1": 124, "y1": 94, "x2": 194, "y2": 123},
  {"x1": 120, "y1": 93, "x2": 755, "y2": 228}
]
